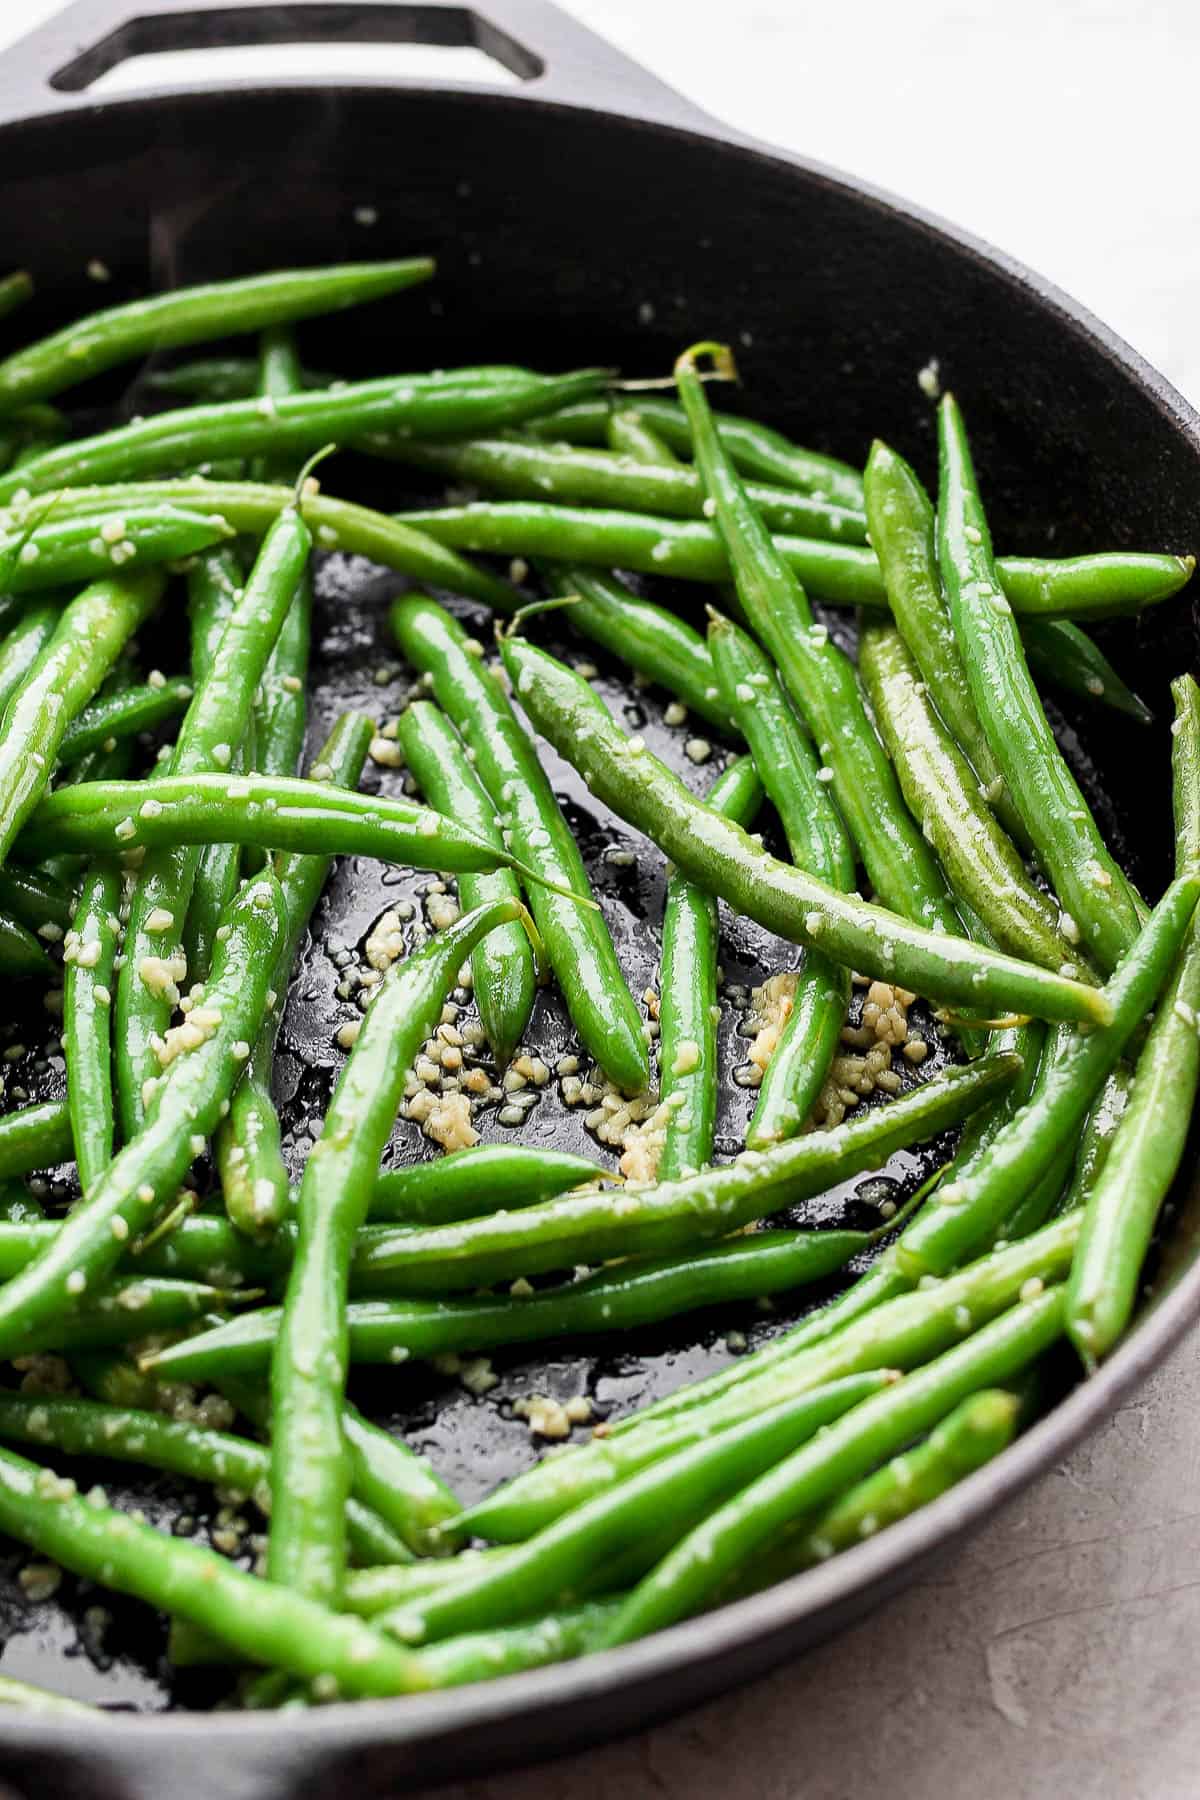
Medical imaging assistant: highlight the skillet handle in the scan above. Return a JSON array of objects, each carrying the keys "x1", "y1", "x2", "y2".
[{"x1": 0, "y1": 0, "x2": 720, "y2": 133}]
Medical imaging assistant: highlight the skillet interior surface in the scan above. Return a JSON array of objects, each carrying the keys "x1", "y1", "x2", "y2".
[{"x1": 0, "y1": 60, "x2": 1194, "y2": 1795}]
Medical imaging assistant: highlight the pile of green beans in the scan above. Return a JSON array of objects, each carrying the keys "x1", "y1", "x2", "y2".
[{"x1": 0, "y1": 261, "x2": 1187, "y2": 1719}]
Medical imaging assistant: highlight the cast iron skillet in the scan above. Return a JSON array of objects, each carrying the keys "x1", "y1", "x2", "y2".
[{"x1": 0, "y1": 1, "x2": 1196, "y2": 1793}]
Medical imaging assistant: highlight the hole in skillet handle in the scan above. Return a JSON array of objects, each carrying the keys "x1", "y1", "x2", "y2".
[{"x1": 50, "y1": 4, "x2": 542, "y2": 96}]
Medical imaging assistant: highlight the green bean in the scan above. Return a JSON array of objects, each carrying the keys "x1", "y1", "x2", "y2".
[
  {"x1": 658, "y1": 756, "x2": 762, "y2": 1178},
  {"x1": 1021, "y1": 617, "x2": 1153, "y2": 725},
  {"x1": 598, "y1": 1288, "x2": 1063, "y2": 1645},
  {"x1": 8, "y1": 477, "x2": 516, "y2": 610},
  {"x1": 56, "y1": 675, "x2": 194, "y2": 765},
  {"x1": 1066, "y1": 677, "x2": 1200, "y2": 1363},
  {"x1": 268, "y1": 896, "x2": 528, "y2": 1608},
  {"x1": 396, "y1": 702, "x2": 536, "y2": 1068},
  {"x1": 400, "y1": 1375, "x2": 892, "y2": 1642},
  {"x1": 498, "y1": 636, "x2": 1111, "y2": 1025},
  {"x1": 726, "y1": 1388, "x2": 1021, "y2": 1597},
  {"x1": 11, "y1": 1278, "x2": 238, "y2": 1353},
  {"x1": 217, "y1": 713, "x2": 373, "y2": 1238},
  {"x1": 0, "y1": 1100, "x2": 72, "y2": 1177},
  {"x1": 938, "y1": 393, "x2": 1143, "y2": 972},
  {"x1": 344, "y1": 1548, "x2": 522, "y2": 1617},
  {"x1": 183, "y1": 549, "x2": 249, "y2": 979},
  {"x1": 139, "y1": 1226, "x2": 925, "y2": 1381},
  {"x1": 0, "y1": 271, "x2": 32, "y2": 326},
  {"x1": 455, "y1": 1216, "x2": 1077, "y2": 1540},
  {"x1": 371, "y1": 1144, "x2": 602, "y2": 1224},
  {"x1": 1055, "y1": 1066, "x2": 1133, "y2": 1215},
  {"x1": 287, "y1": 1053, "x2": 1016, "y2": 1296},
  {"x1": 708, "y1": 613, "x2": 854, "y2": 1147},
  {"x1": 0, "y1": 369, "x2": 611, "y2": 502},
  {"x1": 676, "y1": 346, "x2": 958, "y2": 935},
  {"x1": 375, "y1": 435, "x2": 868, "y2": 542},
  {"x1": 605, "y1": 406, "x2": 681, "y2": 464},
  {"x1": 538, "y1": 563, "x2": 729, "y2": 729},
  {"x1": 415, "y1": 1600, "x2": 616, "y2": 1686},
  {"x1": 0, "y1": 600, "x2": 59, "y2": 713},
  {"x1": 251, "y1": 326, "x2": 312, "y2": 777},
  {"x1": 524, "y1": 395, "x2": 866, "y2": 507},
  {"x1": 858, "y1": 621, "x2": 1081, "y2": 970},
  {"x1": 863, "y1": 440, "x2": 1027, "y2": 843},
  {"x1": 0, "y1": 874, "x2": 286, "y2": 1359},
  {"x1": 396, "y1": 502, "x2": 1193, "y2": 620},
  {"x1": 391, "y1": 595, "x2": 649, "y2": 1092},
  {"x1": 0, "y1": 865, "x2": 74, "y2": 935},
  {"x1": 63, "y1": 865, "x2": 121, "y2": 1193},
  {"x1": 22, "y1": 771, "x2": 539, "y2": 881},
  {"x1": 0, "y1": 912, "x2": 52, "y2": 977},
  {"x1": 0, "y1": 508, "x2": 231, "y2": 594},
  {"x1": 144, "y1": 356, "x2": 336, "y2": 403},
  {"x1": 115, "y1": 504, "x2": 309, "y2": 1139},
  {"x1": 0, "y1": 1441, "x2": 431, "y2": 1695},
  {"x1": 0, "y1": 259, "x2": 435, "y2": 410},
  {"x1": 0, "y1": 570, "x2": 162, "y2": 866}
]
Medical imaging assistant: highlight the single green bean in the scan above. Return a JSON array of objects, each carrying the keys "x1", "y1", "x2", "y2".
[
  {"x1": 0, "y1": 569, "x2": 162, "y2": 866},
  {"x1": 0, "y1": 600, "x2": 59, "y2": 714},
  {"x1": 0, "y1": 874, "x2": 286, "y2": 1359},
  {"x1": 372, "y1": 1144, "x2": 602, "y2": 1224},
  {"x1": 144, "y1": 356, "x2": 336, "y2": 403},
  {"x1": 63, "y1": 864, "x2": 122, "y2": 1193},
  {"x1": 676, "y1": 345, "x2": 959, "y2": 935},
  {"x1": 0, "y1": 1442, "x2": 431, "y2": 1695},
  {"x1": 598, "y1": 1288, "x2": 1063, "y2": 1645},
  {"x1": 0, "y1": 1100, "x2": 72, "y2": 1177},
  {"x1": 396, "y1": 502, "x2": 1193, "y2": 620},
  {"x1": 183, "y1": 545, "x2": 247, "y2": 974},
  {"x1": 251, "y1": 326, "x2": 312, "y2": 777},
  {"x1": 268, "y1": 896, "x2": 528, "y2": 1607},
  {"x1": 0, "y1": 911, "x2": 53, "y2": 977},
  {"x1": 7, "y1": 1277, "x2": 238, "y2": 1353},
  {"x1": 391, "y1": 595, "x2": 649, "y2": 1092},
  {"x1": 0, "y1": 508, "x2": 232, "y2": 594},
  {"x1": 396, "y1": 702, "x2": 536, "y2": 1068},
  {"x1": 524, "y1": 395, "x2": 866, "y2": 507},
  {"x1": 938, "y1": 393, "x2": 1143, "y2": 971},
  {"x1": 1054, "y1": 1066, "x2": 1133, "y2": 1216},
  {"x1": 658, "y1": 755, "x2": 761, "y2": 1179},
  {"x1": 0, "y1": 258, "x2": 435, "y2": 409},
  {"x1": 708, "y1": 612, "x2": 855, "y2": 1147},
  {"x1": 498, "y1": 636, "x2": 1111, "y2": 1026},
  {"x1": 858, "y1": 621, "x2": 1081, "y2": 971},
  {"x1": 0, "y1": 272, "x2": 32, "y2": 326},
  {"x1": 415, "y1": 1600, "x2": 616, "y2": 1687},
  {"x1": 1021, "y1": 617, "x2": 1152, "y2": 725},
  {"x1": 605, "y1": 406, "x2": 681, "y2": 464},
  {"x1": 217, "y1": 712, "x2": 373, "y2": 1237},
  {"x1": 57, "y1": 674, "x2": 194, "y2": 765},
  {"x1": 374, "y1": 435, "x2": 868, "y2": 542},
  {"x1": 0, "y1": 368, "x2": 611, "y2": 501}
]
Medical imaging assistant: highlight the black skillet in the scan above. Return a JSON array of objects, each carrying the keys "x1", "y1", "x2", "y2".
[{"x1": 0, "y1": 1, "x2": 1195, "y2": 1793}]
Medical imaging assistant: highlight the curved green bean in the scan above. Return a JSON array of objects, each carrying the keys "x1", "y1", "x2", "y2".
[
  {"x1": 1022, "y1": 617, "x2": 1153, "y2": 725},
  {"x1": 0, "y1": 1100, "x2": 72, "y2": 1177},
  {"x1": 63, "y1": 864, "x2": 122, "y2": 1193},
  {"x1": 605, "y1": 406, "x2": 681, "y2": 465},
  {"x1": 0, "y1": 600, "x2": 60, "y2": 714},
  {"x1": 0, "y1": 507, "x2": 231, "y2": 594},
  {"x1": 57, "y1": 674, "x2": 194, "y2": 765},
  {"x1": 372, "y1": 1144, "x2": 602, "y2": 1224}
]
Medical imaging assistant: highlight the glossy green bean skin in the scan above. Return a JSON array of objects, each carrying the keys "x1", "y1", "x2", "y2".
[
  {"x1": 140, "y1": 1227, "x2": 920, "y2": 1381},
  {"x1": 0, "y1": 1442, "x2": 430, "y2": 1695},
  {"x1": 0, "y1": 369, "x2": 610, "y2": 503},
  {"x1": 728, "y1": 1388, "x2": 1021, "y2": 1596},
  {"x1": 498, "y1": 637, "x2": 1111, "y2": 1026},
  {"x1": 217, "y1": 713, "x2": 373, "y2": 1237},
  {"x1": 858, "y1": 622, "x2": 1080, "y2": 971},
  {"x1": 525, "y1": 396, "x2": 866, "y2": 508},
  {"x1": 415, "y1": 1600, "x2": 616, "y2": 1687},
  {"x1": 709, "y1": 614, "x2": 855, "y2": 1148},
  {"x1": 0, "y1": 912, "x2": 52, "y2": 977},
  {"x1": 0, "y1": 600, "x2": 59, "y2": 714},
  {"x1": 310, "y1": 1054, "x2": 1015, "y2": 1295},
  {"x1": 397, "y1": 503, "x2": 1192, "y2": 620},
  {"x1": 863, "y1": 440, "x2": 1026, "y2": 842},
  {"x1": 371, "y1": 1144, "x2": 602, "y2": 1224},
  {"x1": 404, "y1": 1377, "x2": 891, "y2": 1641},
  {"x1": 396, "y1": 703, "x2": 536, "y2": 1068},
  {"x1": 0, "y1": 508, "x2": 231, "y2": 593},
  {"x1": 145, "y1": 356, "x2": 336, "y2": 403},
  {"x1": 658, "y1": 756, "x2": 761, "y2": 1179},
  {"x1": 0, "y1": 876, "x2": 286, "y2": 1360},
  {"x1": 677, "y1": 347, "x2": 958, "y2": 935},
  {"x1": 22, "y1": 770, "x2": 527, "y2": 876},
  {"x1": 0, "y1": 570, "x2": 162, "y2": 866},
  {"x1": 391, "y1": 596, "x2": 648, "y2": 1092},
  {"x1": 598, "y1": 1289, "x2": 1063, "y2": 1645},
  {"x1": 11, "y1": 478, "x2": 517, "y2": 610},
  {"x1": 183, "y1": 547, "x2": 248, "y2": 977},
  {"x1": 938, "y1": 394, "x2": 1143, "y2": 972},
  {"x1": 63, "y1": 865, "x2": 121, "y2": 1193},
  {"x1": 116, "y1": 510, "x2": 309, "y2": 1138},
  {"x1": 0, "y1": 259, "x2": 435, "y2": 410},
  {"x1": 1055, "y1": 1066, "x2": 1133, "y2": 1215},
  {"x1": 1066, "y1": 678, "x2": 1200, "y2": 1363},
  {"x1": 0, "y1": 864, "x2": 72, "y2": 932},
  {"x1": 4, "y1": 1277, "x2": 234, "y2": 1353},
  {"x1": 251, "y1": 326, "x2": 312, "y2": 774},
  {"x1": 268, "y1": 897, "x2": 526, "y2": 1608},
  {"x1": 0, "y1": 271, "x2": 32, "y2": 325},
  {"x1": 605, "y1": 406, "x2": 681, "y2": 464},
  {"x1": 0, "y1": 1100, "x2": 71, "y2": 1177},
  {"x1": 538, "y1": 563, "x2": 729, "y2": 729},
  {"x1": 1022, "y1": 617, "x2": 1153, "y2": 725},
  {"x1": 458, "y1": 1217, "x2": 1077, "y2": 1540},
  {"x1": 56, "y1": 674, "x2": 194, "y2": 764},
  {"x1": 378, "y1": 435, "x2": 868, "y2": 542}
]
